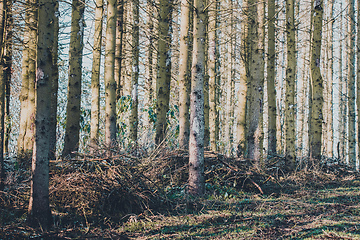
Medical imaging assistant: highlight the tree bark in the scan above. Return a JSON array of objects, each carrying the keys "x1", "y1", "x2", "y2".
[
  {"x1": 129, "y1": 0, "x2": 139, "y2": 143},
  {"x1": 267, "y1": 0, "x2": 276, "y2": 157},
  {"x1": 309, "y1": 0, "x2": 324, "y2": 161},
  {"x1": 155, "y1": 0, "x2": 173, "y2": 145},
  {"x1": 90, "y1": 0, "x2": 103, "y2": 149},
  {"x1": 62, "y1": 0, "x2": 85, "y2": 157},
  {"x1": 347, "y1": 0, "x2": 356, "y2": 169},
  {"x1": 178, "y1": 0, "x2": 192, "y2": 149},
  {"x1": 27, "y1": 0, "x2": 55, "y2": 228},
  {"x1": 0, "y1": 0, "x2": 5, "y2": 190},
  {"x1": 285, "y1": 0, "x2": 296, "y2": 169},
  {"x1": 104, "y1": 0, "x2": 117, "y2": 146},
  {"x1": 189, "y1": 0, "x2": 206, "y2": 196},
  {"x1": 208, "y1": 0, "x2": 219, "y2": 152}
]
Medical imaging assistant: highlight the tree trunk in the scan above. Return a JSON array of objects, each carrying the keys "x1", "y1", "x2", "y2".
[
  {"x1": 208, "y1": 0, "x2": 219, "y2": 152},
  {"x1": 189, "y1": 0, "x2": 206, "y2": 196},
  {"x1": 27, "y1": 0, "x2": 55, "y2": 228},
  {"x1": 155, "y1": 0, "x2": 172, "y2": 145},
  {"x1": 48, "y1": 1, "x2": 59, "y2": 160},
  {"x1": 104, "y1": 0, "x2": 117, "y2": 146},
  {"x1": 347, "y1": 0, "x2": 356, "y2": 169},
  {"x1": 62, "y1": 0, "x2": 85, "y2": 157},
  {"x1": 267, "y1": 0, "x2": 276, "y2": 157},
  {"x1": 90, "y1": 0, "x2": 103, "y2": 149},
  {"x1": 285, "y1": 0, "x2": 296, "y2": 169},
  {"x1": 309, "y1": 0, "x2": 324, "y2": 161},
  {"x1": 356, "y1": 0, "x2": 360, "y2": 167},
  {"x1": 245, "y1": 0, "x2": 264, "y2": 164},
  {"x1": 0, "y1": 0, "x2": 5, "y2": 190},
  {"x1": 129, "y1": 0, "x2": 139, "y2": 143},
  {"x1": 115, "y1": 0, "x2": 124, "y2": 100},
  {"x1": 3, "y1": 0, "x2": 12, "y2": 154},
  {"x1": 22, "y1": 0, "x2": 37, "y2": 161},
  {"x1": 178, "y1": 0, "x2": 192, "y2": 149}
]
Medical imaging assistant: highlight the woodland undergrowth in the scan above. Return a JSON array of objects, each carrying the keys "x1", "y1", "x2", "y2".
[{"x1": 0, "y1": 144, "x2": 359, "y2": 239}]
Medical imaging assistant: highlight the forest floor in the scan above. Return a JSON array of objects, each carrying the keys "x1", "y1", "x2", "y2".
[{"x1": 1, "y1": 149, "x2": 360, "y2": 239}]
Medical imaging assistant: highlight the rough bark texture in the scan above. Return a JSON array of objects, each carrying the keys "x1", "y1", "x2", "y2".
[
  {"x1": 0, "y1": 0, "x2": 5, "y2": 190},
  {"x1": 115, "y1": 0, "x2": 124, "y2": 100},
  {"x1": 267, "y1": 0, "x2": 276, "y2": 157},
  {"x1": 347, "y1": 0, "x2": 356, "y2": 169},
  {"x1": 208, "y1": 0, "x2": 219, "y2": 152},
  {"x1": 285, "y1": 0, "x2": 296, "y2": 169},
  {"x1": 27, "y1": 0, "x2": 55, "y2": 229},
  {"x1": 3, "y1": 0, "x2": 12, "y2": 154},
  {"x1": 188, "y1": 0, "x2": 206, "y2": 196},
  {"x1": 178, "y1": 0, "x2": 192, "y2": 149},
  {"x1": 245, "y1": 0, "x2": 264, "y2": 164},
  {"x1": 155, "y1": 0, "x2": 172, "y2": 145},
  {"x1": 129, "y1": 0, "x2": 139, "y2": 143},
  {"x1": 90, "y1": 0, "x2": 103, "y2": 149},
  {"x1": 62, "y1": 0, "x2": 85, "y2": 157},
  {"x1": 17, "y1": 0, "x2": 30, "y2": 160},
  {"x1": 309, "y1": 0, "x2": 324, "y2": 161},
  {"x1": 48, "y1": 1, "x2": 59, "y2": 160},
  {"x1": 104, "y1": 0, "x2": 117, "y2": 146}
]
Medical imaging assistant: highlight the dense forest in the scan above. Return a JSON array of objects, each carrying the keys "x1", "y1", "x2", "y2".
[{"x1": 1, "y1": 0, "x2": 360, "y2": 238}]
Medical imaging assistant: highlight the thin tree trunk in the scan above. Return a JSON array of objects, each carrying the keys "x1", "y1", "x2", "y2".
[
  {"x1": 309, "y1": 0, "x2": 324, "y2": 161},
  {"x1": 104, "y1": 0, "x2": 117, "y2": 146},
  {"x1": 285, "y1": 0, "x2": 296, "y2": 169},
  {"x1": 48, "y1": 1, "x2": 59, "y2": 160},
  {"x1": 129, "y1": 0, "x2": 139, "y2": 143},
  {"x1": 178, "y1": 0, "x2": 192, "y2": 149},
  {"x1": 62, "y1": 0, "x2": 85, "y2": 157},
  {"x1": 115, "y1": 0, "x2": 124, "y2": 99},
  {"x1": 356, "y1": 0, "x2": 360, "y2": 167},
  {"x1": 0, "y1": 0, "x2": 5, "y2": 190},
  {"x1": 27, "y1": 0, "x2": 55, "y2": 228},
  {"x1": 17, "y1": 0, "x2": 30, "y2": 161},
  {"x1": 155, "y1": 0, "x2": 173, "y2": 145},
  {"x1": 189, "y1": 0, "x2": 206, "y2": 196},
  {"x1": 208, "y1": 0, "x2": 219, "y2": 151},
  {"x1": 347, "y1": 0, "x2": 356, "y2": 169},
  {"x1": 90, "y1": 0, "x2": 103, "y2": 149},
  {"x1": 267, "y1": 0, "x2": 276, "y2": 157},
  {"x1": 3, "y1": 0, "x2": 12, "y2": 154},
  {"x1": 23, "y1": 0, "x2": 37, "y2": 159}
]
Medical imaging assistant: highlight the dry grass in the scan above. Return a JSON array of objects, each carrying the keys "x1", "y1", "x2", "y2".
[{"x1": 1, "y1": 150, "x2": 360, "y2": 239}]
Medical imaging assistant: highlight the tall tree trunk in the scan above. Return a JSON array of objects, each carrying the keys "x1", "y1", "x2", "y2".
[
  {"x1": 48, "y1": 1, "x2": 59, "y2": 159},
  {"x1": 144, "y1": 0, "x2": 155, "y2": 130},
  {"x1": 245, "y1": 0, "x2": 264, "y2": 164},
  {"x1": 339, "y1": 1, "x2": 346, "y2": 161},
  {"x1": 285, "y1": 0, "x2": 296, "y2": 169},
  {"x1": 189, "y1": 0, "x2": 206, "y2": 196},
  {"x1": 208, "y1": 0, "x2": 219, "y2": 151},
  {"x1": 62, "y1": 0, "x2": 85, "y2": 157},
  {"x1": 347, "y1": 0, "x2": 356, "y2": 169},
  {"x1": 115, "y1": 0, "x2": 124, "y2": 100},
  {"x1": 90, "y1": 0, "x2": 103, "y2": 149},
  {"x1": 155, "y1": 0, "x2": 173, "y2": 145},
  {"x1": 104, "y1": 0, "x2": 117, "y2": 146},
  {"x1": 267, "y1": 0, "x2": 276, "y2": 157},
  {"x1": 0, "y1": 0, "x2": 5, "y2": 190},
  {"x1": 3, "y1": 0, "x2": 12, "y2": 154},
  {"x1": 20, "y1": 0, "x2": 38, "y2": 162},
  {"x1": 324, "y1": 0, "x2": 334, "y2": 158},
  {"x1": 27, "y1": 0, "x2": 55, "y2": 228},
  {"x1": 309, "y1": 0, "x2": 324, "y2": 161},
  {"x1": 356, "y1": 0, "x2": 360, "y2": 167},
  {"x1": 178, "y1": 0, "x2": 192, "y2": 149},
  {"x1": 129, "y1": 0, "x2": 139, "y2": 143},
  {"x1": 17, "y1": 0, "x2": 30, "y2": 161}
]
